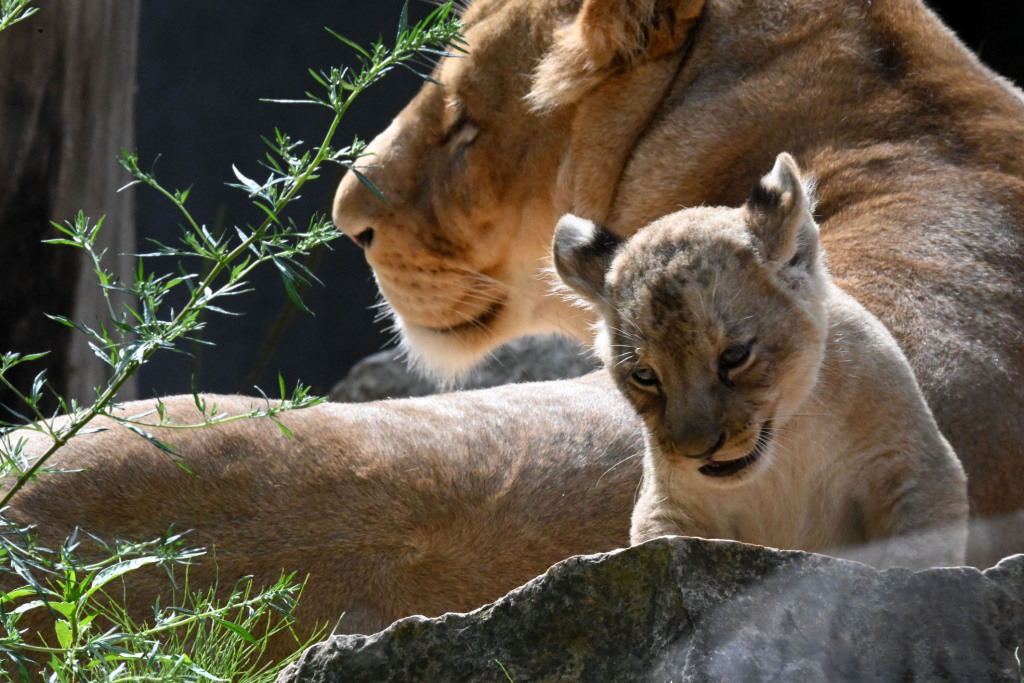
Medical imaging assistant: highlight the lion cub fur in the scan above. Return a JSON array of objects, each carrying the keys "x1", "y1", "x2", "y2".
[{"x1": 554, "y1": 153, "x2": 968, "y2": 569}]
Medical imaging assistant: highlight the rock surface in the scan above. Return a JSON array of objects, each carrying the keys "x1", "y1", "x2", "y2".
[
  {"x1": 328, "y1": 334, "x2": 600, "y2": 402},
  {"x1": 277, "y1": 537, "x2": 1024, "y2": 682}
]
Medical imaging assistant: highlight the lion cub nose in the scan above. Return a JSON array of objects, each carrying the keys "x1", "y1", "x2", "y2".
[{"x1": 681, "y1": 431, "x2": 726, "y2": 459}]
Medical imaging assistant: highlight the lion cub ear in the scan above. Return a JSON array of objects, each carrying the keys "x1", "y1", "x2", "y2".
[
  {"x1": 529, "y1": 0, "x2": 705, "y2": 110},
  {"x1": 746, "y1": 152, "x2": 821, "y2": 275},
  {"x1": 552, "y1": 214, "x2": 624, "y2": 306}
]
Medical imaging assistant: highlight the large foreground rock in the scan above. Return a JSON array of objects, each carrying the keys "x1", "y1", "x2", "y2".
[{"x1": 277, "y1": 537, "x2": 1024, "y2": 682}]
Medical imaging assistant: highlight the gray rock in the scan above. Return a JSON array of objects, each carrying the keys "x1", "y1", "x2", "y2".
[
  {"x1": 328, "y1": 334, "x2": 600, "y2": 402},
  {"x1": 276, "y1": 537, "x2": 1024, "y2": 682},
  {"x1": 328, "y1": 348, "x2": 439, "y2": 402}
]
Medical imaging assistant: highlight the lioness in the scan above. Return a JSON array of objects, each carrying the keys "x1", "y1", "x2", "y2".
[
  {"x1": 554, "y1": 153, "x2": 969, "y2": 569},
  {"x1": 334, "y1": 0, "x2": 1024, "y2": 563}
]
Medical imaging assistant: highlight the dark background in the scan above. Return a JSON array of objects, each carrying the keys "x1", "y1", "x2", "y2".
[
  {"x1": 135, "y1": 0, "x2": 435, "y2": 398},
  {"x1": 132, "y1": 0, "x2": 1024, "y2": 398}
]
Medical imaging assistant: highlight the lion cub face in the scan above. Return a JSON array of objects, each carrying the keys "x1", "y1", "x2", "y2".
[{"x1": 554, "y1": 154, "x2": 828, "y2": 488}]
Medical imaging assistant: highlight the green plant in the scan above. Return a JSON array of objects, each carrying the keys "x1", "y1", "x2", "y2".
[
  {"x1": 0, "y1": 3, "x2": 464, "y2": 679},
  {"x1": 1, "y1": 0, "x2": 466, "y2": 507},
  {"x1": 0, "y1": 526, "x2": 320, "y2": 681},
  {"x1": 496, "y1": 659, "x2": 516, "y2": 682},
  {"x1": 0, "y1": 0, "x2": 35, "y2": 33}
]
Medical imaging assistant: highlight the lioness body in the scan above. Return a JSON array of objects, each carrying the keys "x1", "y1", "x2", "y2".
[
  {"x1": 334, "y1": 0, "x2": 1024, "y2": 562},
  {"x1": 5, "y1": 377, "x2": 643, "y2": 662},
  {"x1": 555, "y1": 155, "x2": 968, "y2": 568}
]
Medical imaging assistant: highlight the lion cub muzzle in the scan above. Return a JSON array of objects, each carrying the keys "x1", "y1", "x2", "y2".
[{"x1": 696, "y1": 421, "x2": 772, "y2": 478}]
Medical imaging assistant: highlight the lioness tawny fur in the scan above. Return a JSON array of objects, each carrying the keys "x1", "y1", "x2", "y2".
[
  {"x1": 4, "y1": 378, "x2": 643, "y2": 663},
  {"x1": 554, "y1": 153, "x2": 968, "y2": 569}
]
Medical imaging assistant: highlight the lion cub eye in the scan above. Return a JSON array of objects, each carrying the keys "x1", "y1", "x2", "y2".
[
  {"x1": 630, "y1": 366, "x2": 660, "y2": 389},
  {"x1": 718, "y1": 341, "x2": 755, "y2": 388},
  {"x1": 720, "y1": 342, "x2": 753, "y2": 369}
]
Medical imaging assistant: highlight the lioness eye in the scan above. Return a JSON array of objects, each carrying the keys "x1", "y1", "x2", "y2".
[
  {"x1": 630, "y1": 366, "x2": 660, "y2": 388},
  {"x1": 720, "y1": 341, "x2": 754, "y2": 371},
  {"x1": 442, "y1": 114, "x2": 478, "y2": 149}
]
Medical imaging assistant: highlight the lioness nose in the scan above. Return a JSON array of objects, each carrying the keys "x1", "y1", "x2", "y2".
[
  {"x1": 347, "y1": 227, "x2": 374, "y2": 249},
  {"x1": 334, "y1": 166, "x2": 382, "y2": 250},
  {"x1": 333, "y1": 117, "x2": 403, "y2": 251}
]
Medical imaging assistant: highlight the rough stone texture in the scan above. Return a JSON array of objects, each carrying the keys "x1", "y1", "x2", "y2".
[
  {"x1": 328, "y1": 334, "x2": 600, "y2": 402},
  {"x1": 277, "y1": 537, "x2": 1024, "y2": 682}
]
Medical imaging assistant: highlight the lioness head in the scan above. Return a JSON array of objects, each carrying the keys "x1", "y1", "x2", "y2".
[
  {"x1": 554, "y1": 153, "x2": 827, "y2": 485},
  {"x1": 333, "y1": 0, "x2": 704, "y2": 379}
]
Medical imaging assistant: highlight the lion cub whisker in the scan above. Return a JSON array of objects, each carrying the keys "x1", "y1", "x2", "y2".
[
  {"x1": 595, "y1": 450, "x2": 645, "y2": 488},
  {"x1": 553, "y1": 152, "x2": 969, "y2": 570}
]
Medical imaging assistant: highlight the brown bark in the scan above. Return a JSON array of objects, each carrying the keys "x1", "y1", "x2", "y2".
[{"x1": 0, "y1": 0, "x2": 140, "y2": 414}]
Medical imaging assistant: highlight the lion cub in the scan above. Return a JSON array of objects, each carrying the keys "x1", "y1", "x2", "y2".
[{"x1": 553, "y1": 153, "x2": 968, "y2": 569}]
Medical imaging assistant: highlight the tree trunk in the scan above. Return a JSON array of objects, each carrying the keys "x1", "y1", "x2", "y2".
[{"x1": 0, "y1": 0, "x2": 140, "y2": 415}]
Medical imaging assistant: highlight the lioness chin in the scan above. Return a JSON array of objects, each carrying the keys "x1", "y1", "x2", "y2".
[{"x1": 554, "y1": 153, "x2": 968, "y2": 569}]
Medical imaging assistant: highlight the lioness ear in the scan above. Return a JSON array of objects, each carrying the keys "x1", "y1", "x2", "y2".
[
  {"x1": 747, "y1": 152, "x2": 820, "y2": 273},
  {"x1": 529, "y1": 0, "x2": 705, "y2": 110},
  {"x1": 552, "y1": 214, "x2": 623, "y2": 305}
]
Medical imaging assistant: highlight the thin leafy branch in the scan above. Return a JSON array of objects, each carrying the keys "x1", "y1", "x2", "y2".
[
  {"x1": 0, "y1": 3, "x2": 464, "y2": 679},
  {"x1": 0, "y1": 1, "x2": 464, "y2": 510},
  {"x1": 0, "y1": 521, "x2": 319, "y2": 681},
  {"x1": 0, "y1": 0, "x2": 36, "y2": 34}
]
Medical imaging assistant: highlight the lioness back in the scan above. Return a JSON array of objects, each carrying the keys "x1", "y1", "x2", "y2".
[
  {"x1": 554, "y1": 153, "x2": 969, "y2": 569},
  {"x1": 3, "y1": 377, "x2": 643, "y2": 663}
]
